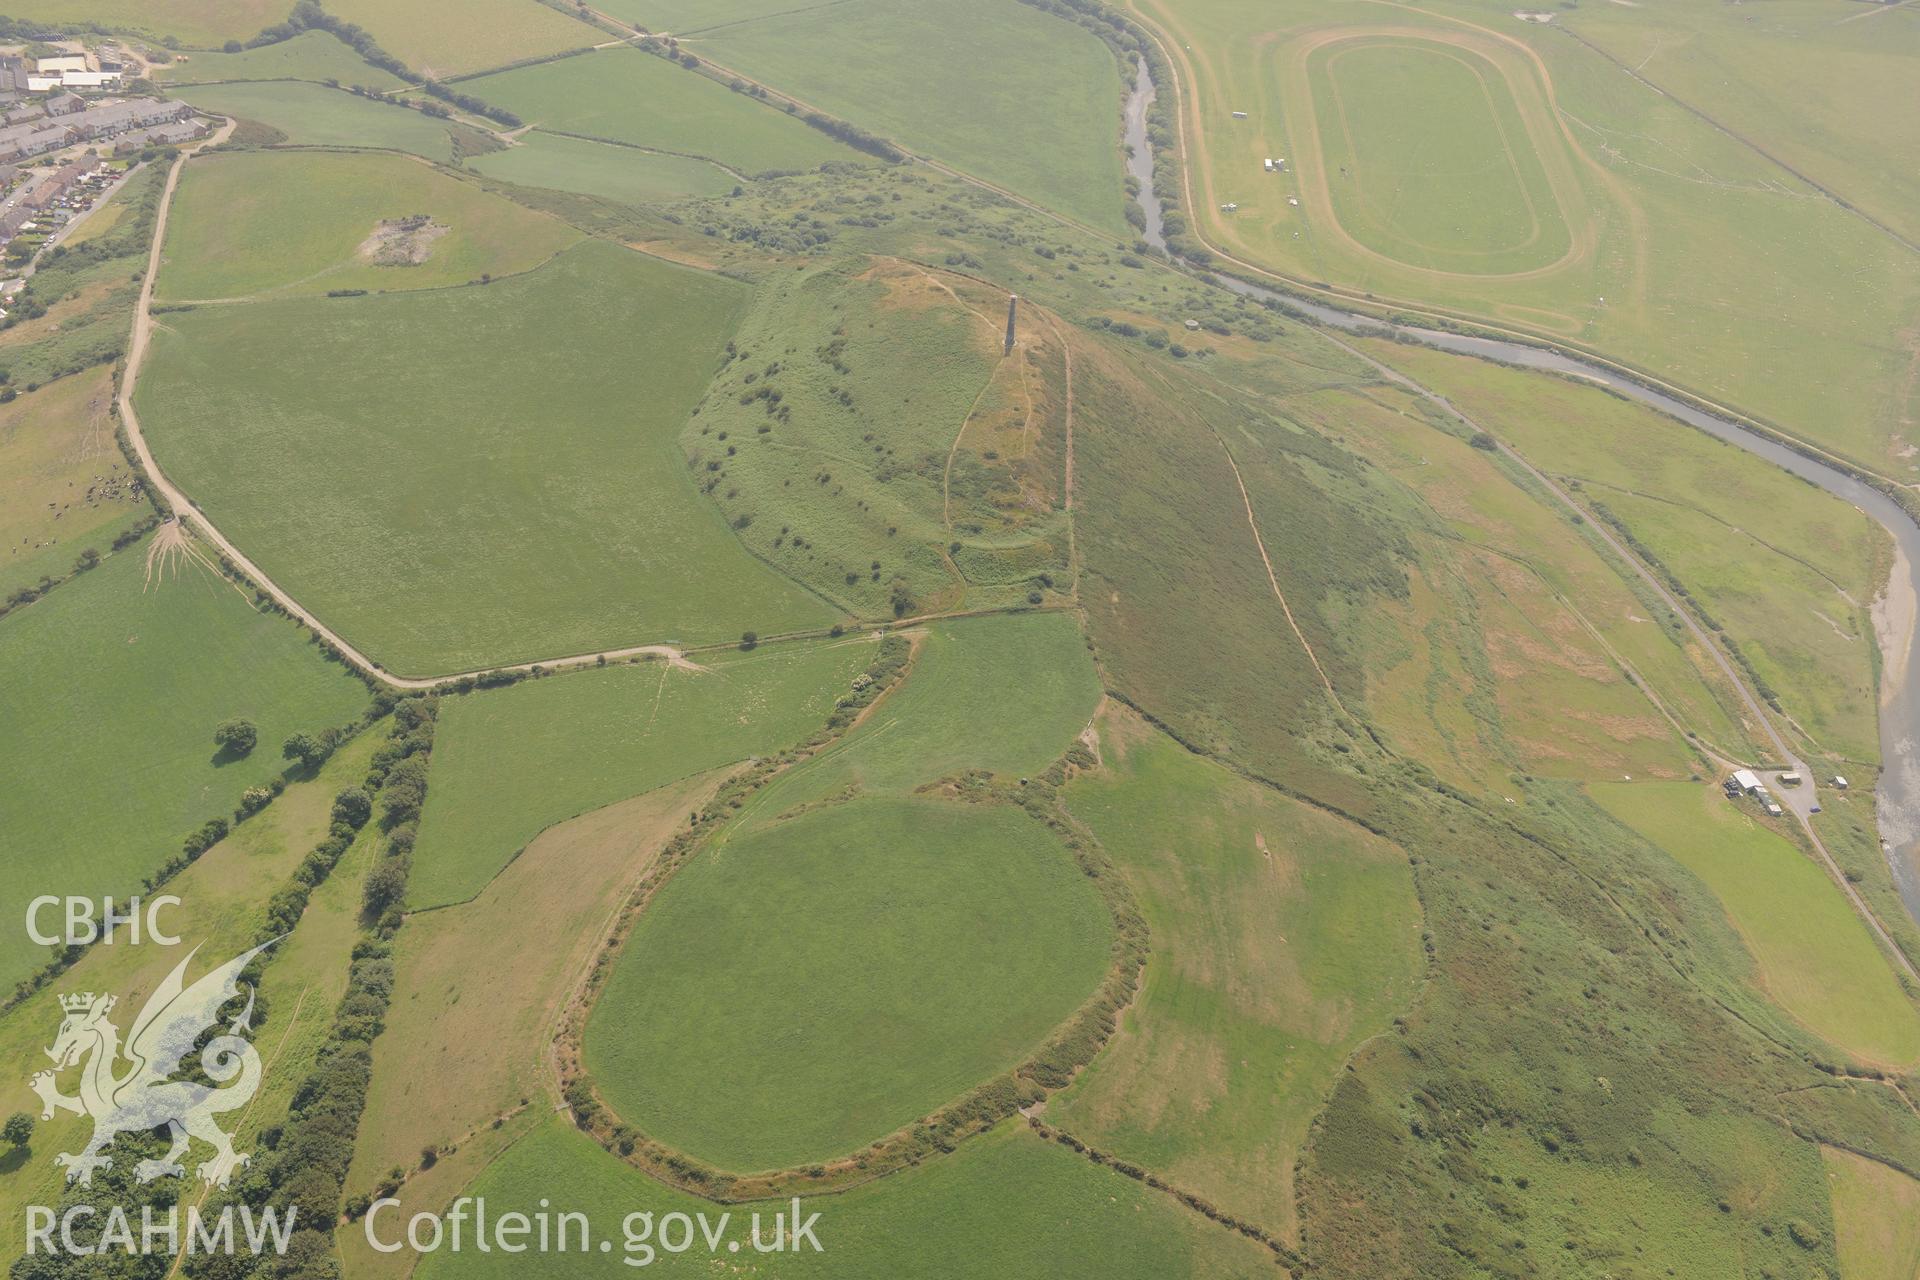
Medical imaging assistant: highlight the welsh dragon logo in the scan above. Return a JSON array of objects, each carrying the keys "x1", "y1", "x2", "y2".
[{"x1": 29, "y1": 941, "x2": 271, "y2": 1189}]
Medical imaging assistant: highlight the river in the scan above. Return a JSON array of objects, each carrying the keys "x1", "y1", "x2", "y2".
[{"x1": 1121, "y1": 57, "x2": 1920, "y2": 924}]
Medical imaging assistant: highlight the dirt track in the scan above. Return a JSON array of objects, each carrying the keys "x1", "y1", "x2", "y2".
[
  {"x1": 1274, "y1": 24, "x2": 1596, "y2": 284},
  {"x1": 115, "y1": 120, "x2": 705, "y2": 689},
  {"x1": 115, "y1": 146, "x2": 1035, "y2": 687},
  {"x1": 1327, "y1": 328, "x2": 1920, "y2": 984}
]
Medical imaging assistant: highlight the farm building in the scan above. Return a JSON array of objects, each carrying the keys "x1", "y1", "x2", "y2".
[
  {"x1": 28, "y1": 70, "x2": 122, "y2": 92},
  {"x1": 1832, "y1": 775, "x2": 1849, "y2": 789},
  {"x1": 1731, "y1": 769, "x2": 1763, "y2": 793},
  {"x1": 35, "y1": 56, "x2": 90, "y2": 76}
]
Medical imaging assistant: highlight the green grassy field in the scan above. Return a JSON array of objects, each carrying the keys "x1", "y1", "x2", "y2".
[
  {"x1": 158, "y1": 150, "x2": 580, "y2": 301},
  {"x1": 0, "y1": 0, "x2": 279, "y2": 44},
  {"x1": 1313, "y1": 376, "x2": 1707, "y2": 792},
  {"x1": 1053, "y1": 706, "x2": 1420, "y2": 1239},
  {"x1": 1363, "y1": 338, "x2": 1884, "y2": 763},
  {"x1": 1560, "y1": 0, "x2": 1920, "y2": 249},
  {"x1": 135, "y1": 239, "x2": 835, "y2": 676},
  {"x1": 154, "y1": 30, "x2": 408, "y2": 89},
  {"x1": 172, "y1": 80, "x2": 460, "y2": 159},
  {"x1": 411, "y1": 639, "x2": 872, "y2": 908},
  {"x1": 354, "y1": 772, "x2": 722, "y2": 1197},
  {"x1": 1810, "y1": 794, "x2": 1920, "y2": 980},
  {"x1": 593, "y1": 0, "x2": 793, "y2": 30},
  {"x1": 734, "y1": 611, "x2": 1102, "y2": 826},
  {"x1": 585, "y1": 794, "x2": 1111, "y2": 1170},
  {"x1": 415, "y1": 1117, "x2": 1276, "y2": 1278},
  {"x1": 686, "y1": 259, "x2": 1069, "y2": 619},
  {"x1": 587, "y1": 0, "x2": 791, "y2": 30},
  {"x1": 1141, "y1": 0, "x2": 1920, "y2": 470},
  {"x1": 320, "y1": 0, "x2": 592, "y2": 78},
  {"x1": 1601, "y1": 487, "x2": 1879, "y2": 761},
  {"x1": 1591, "y1": 780, "x2": 1920, "y2": 1069},
  {"x1": 1294, "y1": 780, "x2": 1867, "y2": 1275},
  {"x1": 0, "y1": 731, "x2": 380, "y2": 1230},
  {"x1": 0, "y1": 368, "x2": 149, "y2": 604},
  {"x1": 1823, "y1": 1144, "x2": 1920, "y2": 1280},
  {"x1": 463, "y1": 47, "x2": 861, "y2": 175},
  {"x1": 1304, "y1": 36, "x2": 1569, "y2": 274},
  {"x1": 1413, "y1": 1107, "x2": 1834, "y2": 1278},
  {"x1": 0, "y1": 531, "x2": 368, "y2": 989},
  {"x1": 464, "y1": 130, "x2": 736, "y2": 204},
  {"x1": 696, "y1": 0, "x2": 1131, "y2": 233}
]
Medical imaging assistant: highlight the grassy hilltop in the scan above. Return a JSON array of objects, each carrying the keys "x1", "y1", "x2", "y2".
[{"x1": 2, "y1": 3, "x2": 1917, "y2": 1279}]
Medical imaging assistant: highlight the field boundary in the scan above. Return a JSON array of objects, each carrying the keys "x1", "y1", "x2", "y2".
[
  {"x1": 1322, "y1": 327, "x2": 1920, "y2": 987},
  {"x1": 550, "y1": 649, "x2": 1152, "y2": 1204},
  {"x1": 532, "y1": 127, "x2": 752, "y2": 179},
  {"x1": 1116, "y1": 0, "x2": 1920, "y2": 506},
  {"x1": 114, "y1": 122, "x2": 1081, "y2": 688},
  {"x1": 1287, "y1": 27, "x2": 1587, "y2": 281},
  {"x1": 1553, "y1": 23, "x2": 1919, "y2": 258},
  {"x1": 1023, "y1": 1114, "x2": 1300, "y2": 1271}
]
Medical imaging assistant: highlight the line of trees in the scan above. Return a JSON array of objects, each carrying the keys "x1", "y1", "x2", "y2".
[
  {"x1": 184, "y1": 698, "x2": 436, "y2": 1280},
  {"x1": 245, "y1": 1, "x2": 406, "y2": 81},
  {"x1": 800, "y1": 112, "x2": 902, "y2": 163},
  {"x1": 13, "y1": 702, "x2": 429, "y2": 1279},
  {"x1": 239, "y1": 2, "x2": 522, "y2": 127}
]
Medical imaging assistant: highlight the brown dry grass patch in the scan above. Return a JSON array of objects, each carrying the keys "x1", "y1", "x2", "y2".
[{"x1": 347, "y1": 770, "x2": 727, "y2": 1199}]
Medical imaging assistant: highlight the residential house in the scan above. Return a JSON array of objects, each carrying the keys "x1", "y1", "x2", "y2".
[
  {"x1": 0, "y1": 121, "x2": 76, "y2": 163},
  {"x1": 22, "y1": 175, "x2": 64, "y2": 211},
  {"x1": 51, "y1": 157, "x2": 98, "y2": 187},
  {"x1": 69, "y1": 99, "x2": 192, "y2": 141},
  {"x1": 116, "y1": 119, "x2": 205, "y2": 152}
]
